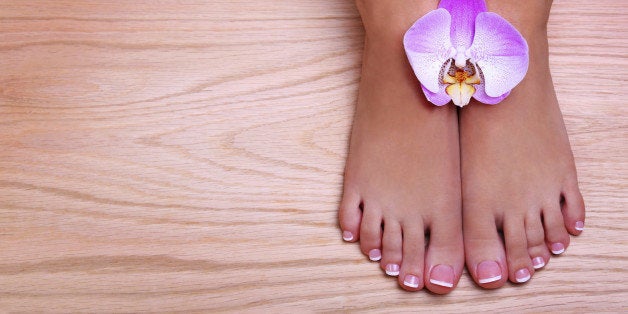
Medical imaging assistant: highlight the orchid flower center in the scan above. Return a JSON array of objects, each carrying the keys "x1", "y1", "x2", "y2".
[{"x1": 441, "y1": 59, "x2": 481, "y2": 107}]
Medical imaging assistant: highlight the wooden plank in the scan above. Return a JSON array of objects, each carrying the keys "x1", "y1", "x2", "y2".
[{"x1": 0, "y1": 0, "x2": 626, "y2": 312}]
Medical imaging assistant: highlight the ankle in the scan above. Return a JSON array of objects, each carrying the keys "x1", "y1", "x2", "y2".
[
  {"x1": 356, "y1": 0, "x2": 438, "y2": 45},
  {"x1": 485, "y1": 0, "x2": 551, "y2": 38},
  {"x1": 483, "y1": 1, "x2": 552, "y2": 77}
]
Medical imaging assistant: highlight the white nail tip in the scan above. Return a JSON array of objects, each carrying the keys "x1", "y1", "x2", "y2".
[
  {"x1": 430, "y1": 279, "x2": 454, "y2": 288},
  {"x1": 342, "y1": 231, "x2": 353, "y2": 241},
  {"x1": 533, "y1": 261, "x2": 546, "y2": 269},
  {"x1": 369, "y1": 256, "x2": 381, "y2": 262},
  {"x1": 551, "y1": 248, "x2": 565, "y2": 255},
  {"x1": 386, "y1": 270, "x2": 400, "y2": 276},
  {"x1": 478, "y1": 275, "x2": 502, "y2": 284},
  {"x1": 403, "y1": 281, "x2": 419, "y2": 288},
  {"x1": 516, "y1": 274, "x2": 531, "y2": 283},
  {"x1": 575, "y1": 221, "x2": 585, "y2": 231}
]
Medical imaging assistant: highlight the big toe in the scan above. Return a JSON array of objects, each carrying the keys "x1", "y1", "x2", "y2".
[
  {"x1": 424, "y1": 216, "x2": 464, "y2": 294},
  {"x1": 464, "y1": 214, "x2": 508, "y2": 289}
]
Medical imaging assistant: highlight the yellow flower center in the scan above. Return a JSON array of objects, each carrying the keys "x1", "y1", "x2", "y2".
[{"x1": 442, "y1": 60, "x2": 481, "y2": 107}]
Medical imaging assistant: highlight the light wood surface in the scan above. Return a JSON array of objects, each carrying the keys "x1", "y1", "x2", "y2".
[{"x1": 1, "y1": 0, "x2": 626, "y2": 312}]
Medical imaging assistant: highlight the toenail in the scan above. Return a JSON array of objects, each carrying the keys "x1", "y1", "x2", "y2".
[
  {"x1": 575, "y1": 221, "x2": 585, "y2": 231},
  {"x1": 342, "y1": 231, "x2": 353, "y2": 241},
  {"x1": 532, "y1": 256, "x2": 546, "y2": 269},
  {"x1": 515, "y1": 268, "x2": 531, "y2": 283},
  {"x1": 477, "y1": 261, "x2": 502, "y2": 284},
  {"x1": 403, "y1": 274, "x2": 420, "y2": 288},
  {"x1": 385, "y1": 264, "x2": 400, "y2": 277},
  {"x1": 429, "y1": 264, "x2": 454, "y2": 288},
  {"x1": 551, "y1": 243, "x2": 565, "y2": 255},
  {"x1": 368, "y1": 249, "x2": 381, "y2": 261}
]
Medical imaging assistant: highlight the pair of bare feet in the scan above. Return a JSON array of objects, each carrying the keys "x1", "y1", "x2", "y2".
[{"x1": 339, "y1": 0, "x2": 585, "y2": 294}]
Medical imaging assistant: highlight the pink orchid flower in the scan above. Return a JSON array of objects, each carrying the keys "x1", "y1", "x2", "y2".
[{"x1": 404, "y1": 0, "x2": 529, "y2": 107}]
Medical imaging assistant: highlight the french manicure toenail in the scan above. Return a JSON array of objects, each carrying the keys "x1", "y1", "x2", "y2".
[
  {"x1": 515, "y1": 268, "x2": 531, "y2": 283},
  {"x1": 342, "y1": 231, "x2": 353, "y2": 241},
  {"x1": 477, "y1": 260, "x2": 502, "y2": 284},
  {"x1": 429, "y1": 264, "x2": 454, "y2": 288},
  {"x1": 532, "y1": 257, "x2": 546, "y2": 269},
  {"x1": 551, "y1": 243, "x2": 565, "y2": 255},
  {"x1": 575, "y1": 221, "x2": 585, "y2": 231},
  {"x1": 368, "y1": 249, "x2": 381, "y2": 261},
  {"x1": 403, "y1": 275, "x2": 420, "y2": 288},
  {"x1": 385, "y1": 264, "x2": 400, "y2": 276}
]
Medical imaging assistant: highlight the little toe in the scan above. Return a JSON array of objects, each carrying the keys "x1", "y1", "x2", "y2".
[
  {"x1": 562, "y1": 183, "x2": 586, "y2": 235},
  {"x1": 464, "y1": 215, "x2": 508, "y2": 289},
  {"x1": 338, "y1": 186, "x2": 362, "y2": 242},
  {"x1": 525, "y1": 214, "x2": 551, "y2": 270},
  {"x1": 503, "y1": 216, "x2": 533, "y2": 284},
  {"x1": 543, "y1": 203, "x2": 571, "y2": 255},
  {"x1": 398, "y1": 220, "x2": 425, "y2": 291},
  {"x1": 380, "y1": 220, "x2": 403, "y2": 277},
  {"x1": 359, "y1": 203, "x2": 383, "y2": 261}
]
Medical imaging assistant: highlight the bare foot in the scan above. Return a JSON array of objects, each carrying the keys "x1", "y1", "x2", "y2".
[
  {"x1": 460, "y1": 1, "x2": 585, "y2": 288},
  {"x1": 339, "y1": 0, "x2": 464, "y2": 294}
]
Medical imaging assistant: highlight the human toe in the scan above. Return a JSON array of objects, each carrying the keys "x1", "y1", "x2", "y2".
[
  {"x1": 503, "y1": 216, "x2": 534, "y2": 283},
  {"x1": 380, "y1": 220, "x2": 403, "y2": 276},
  {"x1": 464, "y1": 216, "x2": 508, "y2": 289},
  {"x1": 358, "y1": 203, "x2": 383, "y2": 260},
  {"x1": 514, "y1": 268, "x2": 531, "y2": 283},
  {"x1": 424, "y1": 217, "x2": 464, "y2": 294},
  {"x1": 428, "y1": 264, "x2": 456, "y2": 290},
  {"x1": 398, "y1": 222, "x2": 425, "y2": 291},
  {"x1": 542, "y1": 204, "x2": 571, "y2": 255},
  {"x1": 338, "y1": 186, "x2": 362, "y2": 242},
  {"x1": 476, "y1": 260, "x2": 504, "y2": 285},
  {"x1": 525, "y1": 213, "x2": 551, "y2": 270},
  {"x1": 562, "y1": 183, "x2": 586, "y2": 235}
]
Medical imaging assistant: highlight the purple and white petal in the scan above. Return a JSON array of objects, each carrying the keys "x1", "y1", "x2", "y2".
[
  {"x1": 421, "y1": 84, "x2": 451, "y2": 106},
  {"x1": 468, "y1": 12, "x2": 529, "y2": 97},
  {"x1": 472, "y1": 82, "x2": 510, "y2": 105},
  {"x1": 404, "y1": 8, "x2": 454, "y2": 93},
  {"x1": 438, "y1": 0, "x2": 487, "y2": 49}
]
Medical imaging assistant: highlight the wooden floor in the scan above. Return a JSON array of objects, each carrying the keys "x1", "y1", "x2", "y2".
[{"x1": 1, "y1": 0, "x2": 626, "y2": 312}]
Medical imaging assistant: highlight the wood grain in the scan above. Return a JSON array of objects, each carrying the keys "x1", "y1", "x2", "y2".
[{"x1": 1, "y1": 0, "x2": 626, "y2": 312}]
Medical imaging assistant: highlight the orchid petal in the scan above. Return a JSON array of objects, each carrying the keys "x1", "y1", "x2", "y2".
[
  {"x1": 421, "y1": 84, "x2": 451, "y2": 106},
  {"x1": 469, "y1": 12, "x2": 529, "y2": 97},
  {"x1": 473, "y1": 82, "x2": 510, "y2": 105},
  {"x1": 404, "y1": 8, "x2": 453, "y2": 93},
  {"x1": 438, "y1": 0, "x2": 487, "y2": 49}
]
